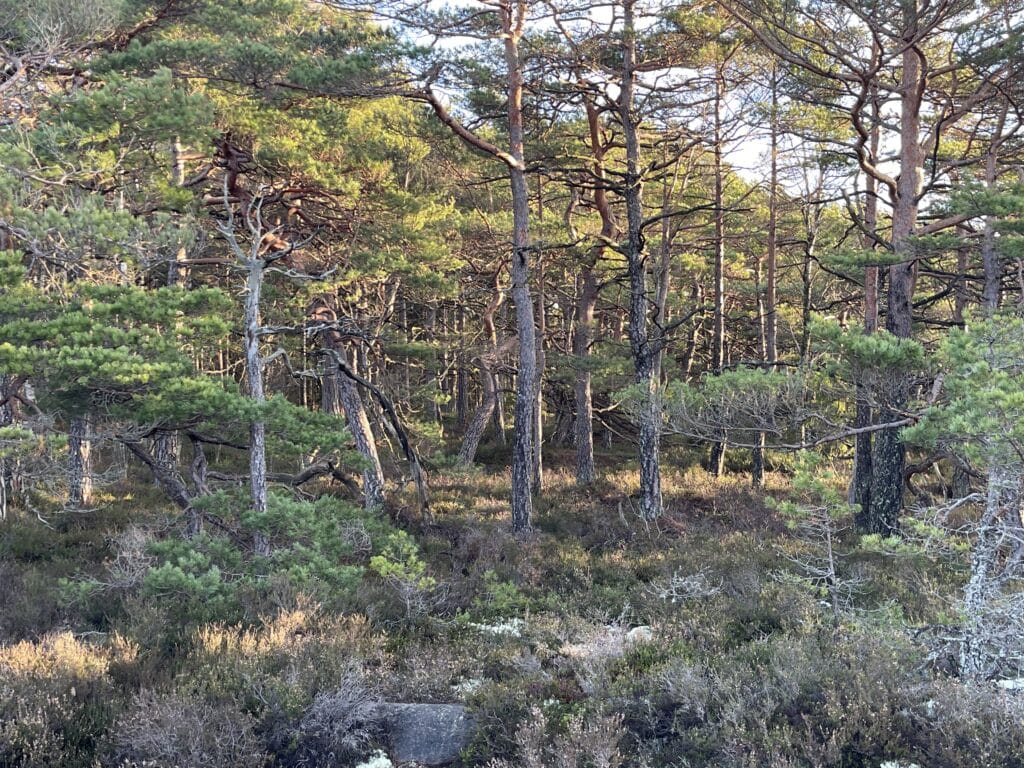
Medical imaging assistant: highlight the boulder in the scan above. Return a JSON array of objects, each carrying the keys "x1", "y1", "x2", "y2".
[
  {"x1": 379, "y1": 703, "x2": 475, "y2": 766},
  {"x1": 625, "y1": 625, "x2": 654, "y2": 645}
]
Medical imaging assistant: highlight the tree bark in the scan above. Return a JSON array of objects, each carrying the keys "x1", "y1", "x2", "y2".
[
  {"x1": 68, "y1": 415, "x2": 93, "y2": 508},
  {"x1": 330, "y1": 352, "x2": 430, "y2": 516},
  {"x1": 709, "y1": 70, "x2": 728, "y2": 479},
  {"x1": 244, "y1": 256, "x2": 271, "y2": 555},
  {"x1": 572, "y1": 97, "x2": 618, "y2": 486},
  {"x1": 853, "y1": 83, "x2": 881, "y2": 524},
  {"x1": 503, "y1": 0, "x2": 536, "y2": 532},
  {"x1": 457, "y1": 271, "x2": 506, "y2": 466},
  {"x1": 981, "y1": 102, "x2": 1007, "y2": 313},
  {"x1": 532, "y1": 245, "x2": 545, "y2": 494},
  {"x1": 620, "y1": 0, "x2": 662, "y2": 519},
  {"x1": 867, "y1": 25, "x2": 924, "y2": 536},
  {"x1": 573, "y1": 265, "x2": 599, "y2": 484}
]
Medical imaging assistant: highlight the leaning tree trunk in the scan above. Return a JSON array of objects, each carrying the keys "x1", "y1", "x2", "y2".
[
  {"x1": 67, "y1": 415, "x2": 93, "y2": 508},
  {"x1": 457, "y1": 271, "x2": 506, "y2": 467},
  {"x1": 314, "y1": 301, "x2": 386, "y2": 511},
  {"x1": 338, "y1": 370, "x2": 386, "y2": 510},
  {"x1": 459, "y1": 368, "x2": 499, "y2": 466}
]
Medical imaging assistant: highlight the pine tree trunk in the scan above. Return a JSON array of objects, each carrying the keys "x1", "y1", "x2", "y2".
[
  {"x1": 167, "y1": 137, "x2": 188, "y2": 286},
  {"x1": 67, "y1": 415, "x2": 93, "y2": 508},
  {"x1": 960, "y1": 462, "x2": 1008, "y2": 679},
  {"x1": 573, "y1": 266, "x2": 598, "y2": 485},
  {"x1": 456, "y1": 304, "x2": 469, "y2": 428},
  {"x1": 458, "y1": 369, "x2": 498, "y2": 466},
  {"x1": 572, "y1": 97, "x2": 617, "y2": 487},
  {"x1": 503, "y1": 3, "x2": 536, "y2": 533},
  {"x1": 853, "y1": 85, "x2": 881, "y2": 524},
  {"x1": 620, "y1": 0, "x2": 662, "y2": 519},
  {"x1": 981, "y1": 115, "x2": 1006, "y2": 313},
  {"x1": 710, "y1": 70, "x2": 727, "y2": 480},
  {"x1": 532, "y1": 251, "x2": 545, "y2": 494},
  {"x1": 867, "y1": 31, "x2": 923, "y2": 535},
  {"x1": 244, "y1": 258, "x2": 271, "y2": 555}
]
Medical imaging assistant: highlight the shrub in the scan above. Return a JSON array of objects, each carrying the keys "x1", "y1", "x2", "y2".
[
  {"x1": 106, "y1": 689, "x2": 266, "y2": 767},
  {"x1": 284, "y1": 666, "x2": 384, "y2": 768},
  {"x1": 176, "y1": 608, "x2": 374, "y2": 721},
  {"x1": 368, "y1": 531, "x2": 443, "y2": 625},
  {"x1": 0, "y1": 632, "x2": 136, "y2": 768}
]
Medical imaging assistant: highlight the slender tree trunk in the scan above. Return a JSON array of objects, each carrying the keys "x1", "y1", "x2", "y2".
[
  {"x1": 853, "y1": 87, "x2": 881, "y2": 523},
  {"x1": 504, "y1": 0, "x2": 536, "y2": 532},
  {"x1": 67, "y1": 415, "x2": 93, "y2": 508},
  {"x1": 244, "y1": 257, "x2": 271, "y2": 555},
  {"x1": 620, "y1": 0, "x2": 662, "y2": 519},
  {"x1": 167, "y1": 136, "x2": 188, "y2": 287},
  {"x1": 533, "y1": 246, "x2": 545, "y2": 494},
  {"x1": 0, "y1": 375, "x2": 12, "y2": 519},
  {"x1": 752, "y1": 70, "x2": 779, "y2": 489},
  {"x1": 573, "y1": 266, "x2": 599, "y2": 484},
  {"x1": 764, "y1": 66, "x2": 779, "y2": 365},
  {"x1": 709, "y1": 71, "x2": 727, "y2": 479},
  {"x1": 155, "y1": 137, "x2": 187, "y2": 477},
  {"x1": 456, "y1": 304, "x2": 469, "y2": 428},
  {"x1": 799, "y1": 225, "x2": 815, "y2": 361},
  {"x1": 573, "y1": 98, "x2": 618, "y2": 486},
  {"x1": 981, "y1": 104, "x2": 1007, "y2": 313},
  {"x1": 960, "y1": 461, "x2": 1009, "y2": 679},
  {"x1": 459, "y1": 272, "x2": 505, "y2": 465}
]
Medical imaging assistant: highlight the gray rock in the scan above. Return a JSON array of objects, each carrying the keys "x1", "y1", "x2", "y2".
[{"x1": 379, "y1": 703, "x2": 475, "y2": 766}]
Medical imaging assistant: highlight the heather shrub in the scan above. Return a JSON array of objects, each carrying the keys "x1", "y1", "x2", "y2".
[
  {"x1": 282, "y1": 667, "x2": 385, "y2": 768},
  {"x1": 106, "y1": 689, "x2": 267, "y2": 768},
  {"x1": 175, "y1": 608, "x2": 374, "y2": 720},
  {"x1": 0, "y1": 632, "x2": 136, "y2": 768}
]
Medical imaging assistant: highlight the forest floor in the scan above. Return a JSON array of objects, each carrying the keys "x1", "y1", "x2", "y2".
[{"x1": 1, "y1": 447, "x2": 1022, "y2": 767}]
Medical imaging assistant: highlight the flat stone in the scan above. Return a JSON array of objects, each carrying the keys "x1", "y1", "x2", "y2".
[{"x1": 379, "y1": 703, "x2": 475, "y2": 766}]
